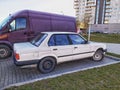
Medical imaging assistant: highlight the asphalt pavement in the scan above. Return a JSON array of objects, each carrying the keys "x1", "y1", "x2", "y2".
[{"x1": 0, "y1": 56, "x2": 120, "y2": 90}]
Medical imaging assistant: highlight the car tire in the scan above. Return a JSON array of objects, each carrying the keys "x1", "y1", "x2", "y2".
[
  {"x1": 0, "y1": 45, "x2": 12, "y2": 59},
  {"x1": 37, "y1": 57, "x2": 56, "y2": 73},
  {"x1": 92, "y1": 50, "x2": 104, "y2": 61}
]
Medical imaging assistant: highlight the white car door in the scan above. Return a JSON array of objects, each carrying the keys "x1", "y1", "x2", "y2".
[
  {"x1": 48, "y1": 34, "x2": 73, "y2": 63},
  {"x1": 68, "y1": 34, "x2": 93, "y2": 60}
]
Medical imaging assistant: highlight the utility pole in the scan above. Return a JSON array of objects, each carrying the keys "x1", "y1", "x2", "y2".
[{"x1": 88, "y1": 24, "x2": 91, "y2": 41}]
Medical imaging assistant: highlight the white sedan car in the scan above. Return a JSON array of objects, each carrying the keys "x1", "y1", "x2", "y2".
[{"x1": 14, "y1": 32, "x2": 107, "y2": 73}]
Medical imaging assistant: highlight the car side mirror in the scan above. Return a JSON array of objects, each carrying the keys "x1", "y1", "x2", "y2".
[
  {"x1": 85, "y1": 40, "x2": 88, "y2": 44},
  {"x1": 7, "y1": 25, "x2": 13, "y2": 32}
]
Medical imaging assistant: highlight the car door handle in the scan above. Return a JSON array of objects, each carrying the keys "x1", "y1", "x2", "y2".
[
  {"x1": 53, "y1": 49, "x2": 58, "y2": 51},
  {"x1": 74, "y1": 47, "x2": 78, "y2": 49}
]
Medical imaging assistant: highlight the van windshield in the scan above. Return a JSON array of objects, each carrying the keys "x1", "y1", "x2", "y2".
[
  {"x1": 30, "y1": 33, "x2": 47, "y2": 47},
  {"x1": 0, "y1": 16, "x2": 11, "y2": 30}
]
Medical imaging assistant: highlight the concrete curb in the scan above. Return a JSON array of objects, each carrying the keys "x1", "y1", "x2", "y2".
[
  {"x1": 2, "y1": 56, "x2": 120, "y2": 90},
  {"x1": 105, "y1": 55, "x2": 120, "y2": 61}
]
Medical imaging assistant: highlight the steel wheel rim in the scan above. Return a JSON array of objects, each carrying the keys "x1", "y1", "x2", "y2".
[
  {"x1": 0, "y1": 48, "x2": 8, "y2": 58},
  {"x1": 43, "y1": 60, "x2": 53, "y2": 70}
]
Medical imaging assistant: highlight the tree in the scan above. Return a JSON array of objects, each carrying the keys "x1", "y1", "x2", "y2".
[
  {"x1": 81, "y1": 14, "x2": 91, "y2": 30},
  {"x1": 76, "y1": 14, "x2": 92, "y2": 34}
]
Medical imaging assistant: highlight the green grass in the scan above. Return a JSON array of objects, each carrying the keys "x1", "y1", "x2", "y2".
[
  {"x1": 5, "y1": 63, "x2": 120, "y2": 90},
  {"x1": 83, "y1": 33, "x2": 120, "y2": 43}
]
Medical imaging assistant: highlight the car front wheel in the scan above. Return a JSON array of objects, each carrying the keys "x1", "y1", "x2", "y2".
[
  {"x1": 92, "y1": 50, "x2": 104, "y2": 61},
  {"x1": 37, "y1": 57, "x2": 56, "y2": 73}
]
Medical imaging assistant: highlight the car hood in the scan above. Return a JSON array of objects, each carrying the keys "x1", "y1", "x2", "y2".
[{"x1": 14, "y1": 42, "x2": 37, "y2": 53}]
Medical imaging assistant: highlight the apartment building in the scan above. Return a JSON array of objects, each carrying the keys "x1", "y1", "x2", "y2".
[
  {"x1": 74, "y1": 0, "x2": 114, "y2": 24},
  {"x1": 104, "y1": 0, "x2": 112, "y2": 23},
  {"x1": 109, "y1": 0, "x2": 120, "y2": 23}
]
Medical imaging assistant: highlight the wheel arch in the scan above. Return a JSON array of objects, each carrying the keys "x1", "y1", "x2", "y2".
[
  {"x1": 40, "y1": 56, "x2": 57, "y2": 64},
  {"x1": 0, "y1": 42, "x2": 13, "y2": 50},
  {"x1": 96, "y1": 48, "x2": 104, "y2": 52}
]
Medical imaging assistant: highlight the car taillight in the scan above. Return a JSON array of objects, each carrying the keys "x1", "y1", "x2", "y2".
[{"x1": 15, "y1": 53, "x2": 20, "y2": 60}]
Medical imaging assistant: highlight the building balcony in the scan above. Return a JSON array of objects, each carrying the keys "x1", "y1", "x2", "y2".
[
  {"x1": 105, "y1": 14, "x2": 111, "y2": 17},
  {"x1": 106, "y1": 1, "x2": 111, "y2": 5},
  {"x1": 85, "y1": 12, "x2": 92, "y2": 15},
  {"x1": 105, "y1": 9, "x2": 112, "y2": 13},
  {"x1": 75, "y1": 14, "x2": 79, "y2": 17},
  {"x1": 85, "y1": 8, "x2": 92, "y2": 11},
  {"x1": 74, "y1": 3, "x2": 79, "y2": 6},
  {"x1": 74, "y1": 0, "x2": 79, "y2": 2},
  {"x1": 104, "y1": 17, "x2": 111, "y2": 20},
  {"x1": 75, "y1": 10, "x2": 79, "y2": 13},
  {"x1": 87, "y1": 0, "x2": 95, "y2": 4},
  {"x1": 86, "y1": 5, "x2": 96, "y2": 8},
  {"x1": 75, "y1": 12, "x2": 79, "y2": 16},
  {"x1": 106, "y1": 6, "x2": 112, "y2": 9},
  {"x1": 87, "y1": 4, "x2": 96, "y2": 8},
  {"x1": 74, "y1": 6, "x2": 79, "y2": 9}
]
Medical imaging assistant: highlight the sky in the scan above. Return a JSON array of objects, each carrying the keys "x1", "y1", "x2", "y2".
[{"x1": 0, "y1": 0, "x2": 75, "y2": 21}]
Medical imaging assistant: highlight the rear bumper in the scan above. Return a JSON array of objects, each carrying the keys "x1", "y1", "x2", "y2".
[{"x1": 13, "y1": 56, "x2": 39, "y2": 66}]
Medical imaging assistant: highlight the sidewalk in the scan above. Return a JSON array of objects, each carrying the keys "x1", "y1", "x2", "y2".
[
  {"x1": 106, "y1": 43, "x2": 120, "y2": 55},
  {"x1": 92, "y1": 42, "x2": 120, "y2": 55}
]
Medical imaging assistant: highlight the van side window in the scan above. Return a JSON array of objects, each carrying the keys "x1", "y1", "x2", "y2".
[
  {"x1": 10, "y1": 18, "x2": 27, "y2": 31},
  {"x1": 10, "y1": 20, "x2": 15, "y2": 31}
]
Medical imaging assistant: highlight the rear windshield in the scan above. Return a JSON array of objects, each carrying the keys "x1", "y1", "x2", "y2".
[{"x1": 30, "y1": 33, "x2": 47, "y2": 47}]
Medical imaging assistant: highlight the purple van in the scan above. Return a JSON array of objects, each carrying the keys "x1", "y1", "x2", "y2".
[{"x1": 0, "y1": 10, "x2": 77, "y2": 59}]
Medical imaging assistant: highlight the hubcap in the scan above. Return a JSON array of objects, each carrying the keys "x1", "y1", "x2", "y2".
[
  {"x1": 94, "y1": 52, "x2": 102, "y2": 60},
  {"x1": 43, "y1": 60, "x2": 52, "y2": 70},
  {"x1": 0, "y1": 48, "x2": 7, "y2": 58}
]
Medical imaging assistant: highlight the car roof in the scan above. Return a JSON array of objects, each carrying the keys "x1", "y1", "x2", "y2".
[{"x1": 41, "y1": 32, "x2": 77, "y2": 35}]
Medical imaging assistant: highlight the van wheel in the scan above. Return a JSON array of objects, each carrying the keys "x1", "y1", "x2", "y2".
[
  {"x1": 92, "y1": 50, "x2": 104, "y2": 61},
  {"x1": 0, "y1": 45, "x2": 12, "y2": 59},
  {"x1": 37, "y1": 57, "x2": 56, "y2": 73}
]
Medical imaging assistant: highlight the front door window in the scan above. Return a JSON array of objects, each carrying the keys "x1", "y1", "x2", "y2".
[{"x1": 10, "y1": 18, "x2": 27, "y2": 32}]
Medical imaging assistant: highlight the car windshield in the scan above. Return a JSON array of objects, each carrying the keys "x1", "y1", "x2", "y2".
[
  {"x1": 0, "y1": 16, "x2": 11, "y2": 30},
  {"x1": 30, "y1": 33, "x2": 47, "y2": 47}
]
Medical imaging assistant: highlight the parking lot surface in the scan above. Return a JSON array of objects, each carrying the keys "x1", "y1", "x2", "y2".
[{"x1": 0, "y1": 57, "x2": 120, "y2": 90}]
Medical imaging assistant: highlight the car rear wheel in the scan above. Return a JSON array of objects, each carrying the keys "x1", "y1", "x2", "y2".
[
  {"x1": 92, "y1": 50, "x2": 104, "y2": 61},
  {"x1": 0, "y1": 45, "x2": 12, "y2": 59},
  {"x1": 37, "y1": 57, "x2": 56, "y2": 73}
]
